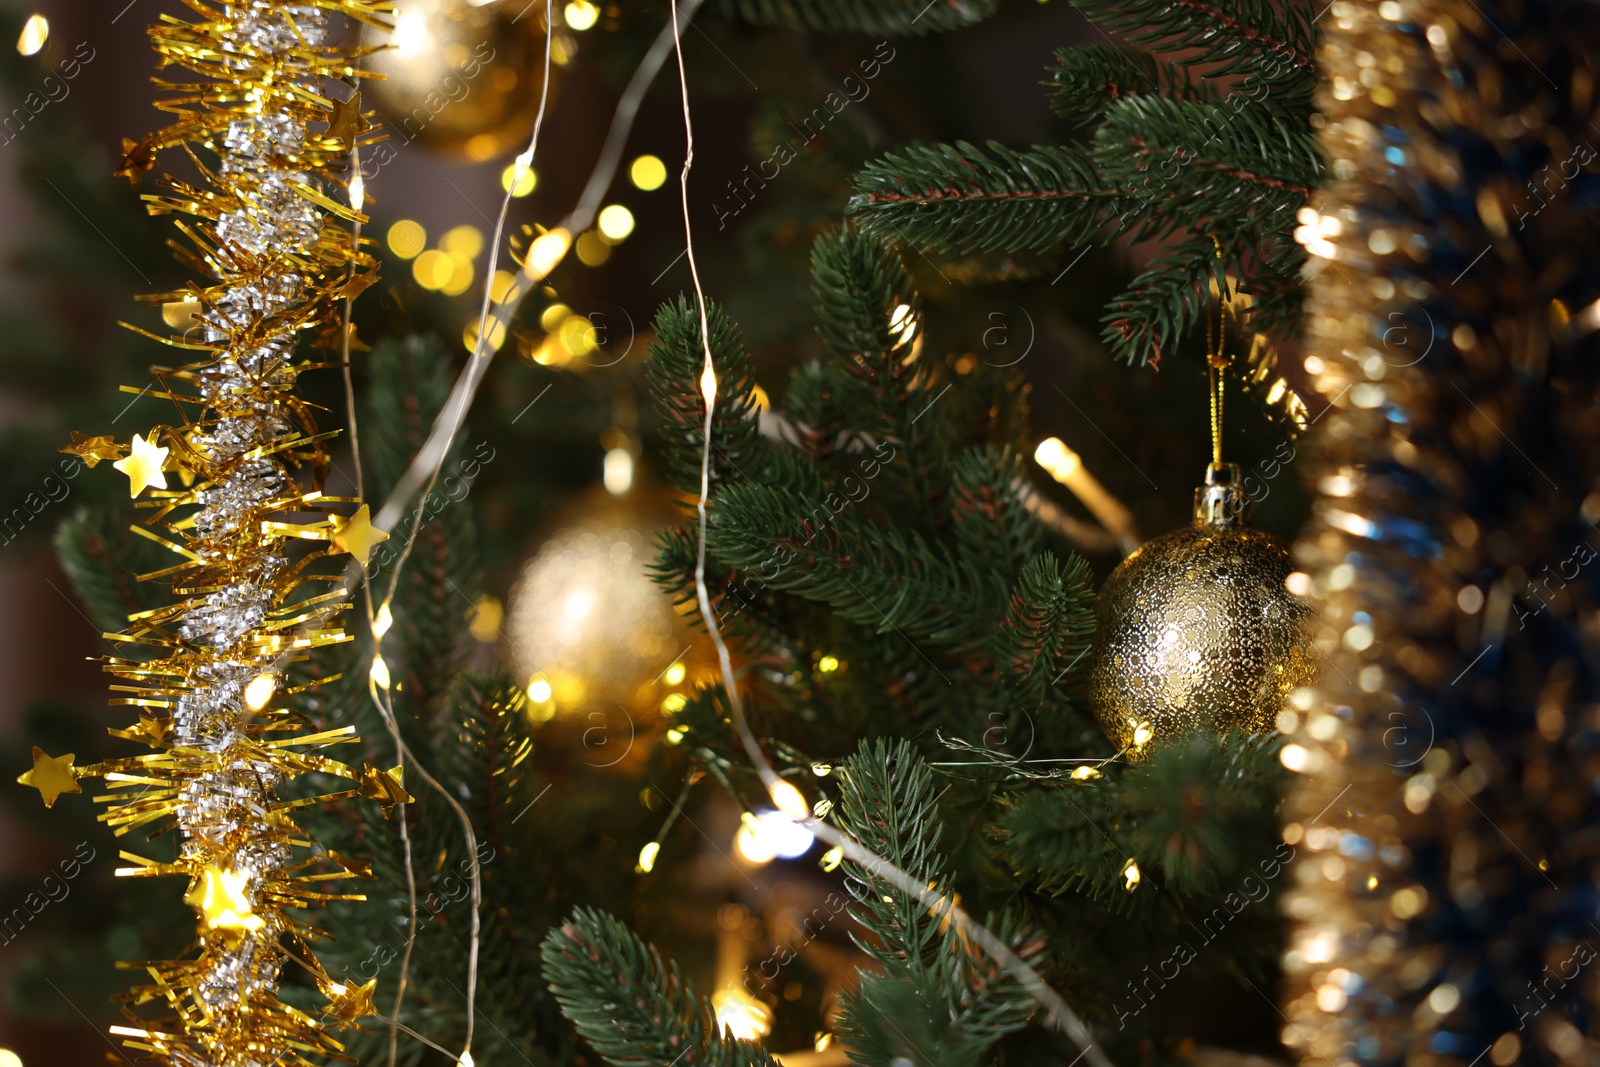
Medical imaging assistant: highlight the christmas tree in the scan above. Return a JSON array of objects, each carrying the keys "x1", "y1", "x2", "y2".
[{"x1": 0, "y1": 0, "x2": 1365, "y2": 1064}]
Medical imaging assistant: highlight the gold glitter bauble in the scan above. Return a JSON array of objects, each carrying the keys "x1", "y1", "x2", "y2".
[
  {"x1": 1089, "y1": 463, "x2": 1315, "y2": 754},
  {"x1": 364, "y1": 0, "x2": 559, "y2": 162},
  {"x1": 505, "y1": 485, "x2": 709, "y2": 766}
]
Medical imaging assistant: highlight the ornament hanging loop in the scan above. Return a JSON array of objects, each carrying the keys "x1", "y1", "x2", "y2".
[
  {"x1": 1197, "y1": 237, "x2": 1246, "y2": 528},
  {"x1": 1194, "y1": 461, "x2": 1248, "y2": 528}
]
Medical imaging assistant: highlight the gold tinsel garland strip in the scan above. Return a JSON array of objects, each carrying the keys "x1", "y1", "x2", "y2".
[
  {"x1": 1284, "y1": 0, "x2": 1600, "y2": 1064},
  {"x1": 21, "y1": 2, "x2": 404, "y2": 1065}
]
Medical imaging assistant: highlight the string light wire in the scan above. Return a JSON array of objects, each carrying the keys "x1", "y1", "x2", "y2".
[{"x1": 663, "y1": 5, "x2": 1114, "y2": 1063}]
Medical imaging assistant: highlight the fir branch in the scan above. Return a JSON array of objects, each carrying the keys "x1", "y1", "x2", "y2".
[
  {"x1": 832, "y1": 739, "x2": 1035, "y2": 1065},
  {"x1": 1093, "y1": 97, "x2": 1320, "y2": 242},
  {"x1": 1098, "y1": 231, "x2": 1230, "y2": 367},
  {"x1": 1072, "y1": 0, "x2": 1317, "y2": 88},
  {"x1": 947, "y1": 446, "x2": 1043, "y2": 575},
  {"x1": 996, "y1": 551, "x2": 1096, "y2": 710},
  {"x1": 541, "y1": 908, "x2": 781, "y2": 1067},
  {"x1": 646, "y1": 296, "x2": 765, "y2": 495},
  {"x1": 725, "y1": 0, "x2": 996, "y2": 36},
  {"x1": 706, "y1": 475, "x2": 1000, "y2": 649},
  {"x1": 848, "y1": 142, "x2": 1129, "y2": 255},
  {"x1": 1047, "y1": 44, "x2": 1213, "y2": 130},
  {"x1": 810, "y1": 228, "x2": 923, "y2": 412}
]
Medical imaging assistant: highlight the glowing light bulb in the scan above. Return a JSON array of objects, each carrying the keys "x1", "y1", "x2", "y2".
[
  {"x1": 457, "y1": 1052, "x2": 475, "y2": 1067},
  {"x1": 0, "y1": 1047, "x2": 24, "y2": 1067},
  {"x1": 769, "y1": 779, "x2": 808, "y2": 820},
  {"x1": 603, "y1": 447, "x2": 634, "y2": 495},
  {"x1": 663, "y1": 662, "x2": 687, "y2": 686},
  {"x1": 819, "y1": 846, "x2": 843, "y2": 872},
  {"x1": 348, "y1": 172, "x2": 365, "y2": 212},
  {"x1": 16, "y1": 14, "x2": 47, "y2": 56},
  {"x1": 699, "y1": 363, "x2": 718, "y2": 407},
  {"x1": 735, "y1": 811, "x2": 814, "y2": 864},
  {"x1": 1122, "y1": 859, "x2": 1141, "y2": 891},
  {"x1": 501, "y1": 162, "x2": 537, "y2": 197},
  {"x1": 527, "y1": 676, "x2": 553, "y2": 704},
  {"x1": 817, "y1": 655, "x2": 839, "y2": 673},
  {"x1": 637, "y1": 841, "x2": 660, "y2": 873},
  {"x1": 372, "y1": 603, "x2": 394, "y2": 638},
  {"x1": 712, "y1": 988, "x2": 773, "y2": 1040},
  {"x1": 370, "y1": 655, "x2": 391, "y2": 690},
  {"x1": 525, "y1": 228, "x2": 571, "y2": 281},
  {"x1": 564, "y1": 0, "x2": 599, "y2": 30},
  {"x1": 243, "y1": 673, "x2": 276, "y2": 711},
  {"x1": 1131, "y1": 721, "x2": 1153, "y2": 747}
]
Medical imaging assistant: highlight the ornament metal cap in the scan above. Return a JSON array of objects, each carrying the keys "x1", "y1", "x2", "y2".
[{"x1": 1193, "y1": 462, "x2": 1248, "y2": 528}]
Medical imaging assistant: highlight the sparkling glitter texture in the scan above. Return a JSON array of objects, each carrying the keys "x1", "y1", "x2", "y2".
[
  {"x1": 1089, "y1": 462, "x2": 1316, "y2": 754},
  {"x1": 1282, "y1": 1, "x2": 1600, "y2": 1064},
  {"x1": 40, "y1": 2, "x2": 399, "y2": 1064}
]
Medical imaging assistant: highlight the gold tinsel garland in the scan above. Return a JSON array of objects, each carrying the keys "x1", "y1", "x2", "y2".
[
  {"x1": 22, "y1": 2, "x2": 408, "y2": 1063},
  {"x1": 1284, "y1": 1, "x2": 1600, "y2": 1065}
]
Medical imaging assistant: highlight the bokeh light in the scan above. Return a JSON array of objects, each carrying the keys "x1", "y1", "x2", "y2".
[
  {"x1": 501, "y1": 162, "x2": 538, "y2": 197},
  {"x1": 441, "y1": 224, "x2": 484, "y2": 259},
  {"x1": 387, "y1": 219, "x2": 426, "y2": 259},
  {"x1": 16, "y1": 14, "x2": 47, "y2": 56},
  {"x1": 629, "y1": 154, "x2": 667, "y2": 191},
  {"x1": 597, "y1": 204, "x2": 635, "y2": 243},
  {"x1": 563, "y1": 0, "x2": 599, "y2": 31},
  {"x1": 412, "y1": 249, "x2": 451, "y2": 289},
  {"x1": 575, "y1": 230, "x2": 610, "y2": 266}
]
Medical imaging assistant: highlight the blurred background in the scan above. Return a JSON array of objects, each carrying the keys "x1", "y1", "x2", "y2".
[{"x1": 0, "y1": 0, "x2": 1308, "y2": 1061}]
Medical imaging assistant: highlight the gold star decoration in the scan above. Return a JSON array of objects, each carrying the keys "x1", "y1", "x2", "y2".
[
  {"x1": 131, "y1": 713, "x2": 171, "y2": 747},
  {"x1": 115, "y1": 133, "x2": 158, "y2": 184},
  {"x1": 17, "y1": 747, "x2": 81, "y2": 808},
  {"x1": 322, "y1": 978, "x2": 379, "y2": 1025},
  {"x1": 324, "y1": 91, "x2": 373, "y2": 151},
  {"x1": 357, "y1": 763, "x2": 412, "y2": 819},
  {"x1": 113, "y1": 432, "x2": 169, "y2": 497},
  {"x1": 60, "y1": 431, "x2": 125, "y2": 468},
  {"x1": 331, "y1": 504, "x2": 388, "y2": 566},
  {"x1": 184, "y1": 865, "x2": 264, "y2": 933}
]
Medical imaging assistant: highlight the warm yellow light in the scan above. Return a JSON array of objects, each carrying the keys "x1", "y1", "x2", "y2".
[
  {"x1": 575, "y1": 230, "x2": 611, "y2": 266},
  {"x1": 663, "y1": 662, "x2": 687, "y2": 686},
  {"x1": 525, "y1": 227, "x2": 572, "y2": 280},
  {"x1": 370, "y1": 655, "x2": 391, "y2": 690},
  {"x1": 888, "y1": 302, "x2": 917, "y2": 344},
  {"x1": 815, "y1": 1033, "x2": 833, "y2": 1052},
  {"x1": 501, "y1": 161, "x2": 538, "y2": 198},
  {"x1": 564, "y1": 0, "x2": 599, "y2": 30},
  {"x1": 16, "y1": 14, "x2": 47, "y2": 56},
  {"x1": 527, "y1": 676, "x2": 553, "y2": 703},
  {"x1": 348, "y1": 173, "x2": 366, "y2": 212},
  {"x1": 0, "y1": 1048, "x2": 24, "y2": 1067},
  {"x1": 603, "y1": 447, "x2": 634, "y2": 495},
  {"x1": 819, "y1": 846, "x2": 843, "y2": 872},
  {"x1": 661, "y1": 693, "x2": 687, "y2": 714},
  {"x1": 1122, "y1": 859, "x2": 1142, "y2": 891},
  {"x1": 442, "y1": 225, "x2": 485, "y2": 260},
  {"x1": 480, "y1": 317, "x2": 520, "y2": 356},
  {"x1": 490, "y1": 269, "x2": 520, "y2": 303},
  {"x1": 243, "y1": 673, "x2": 276, "y2": 711},
  {"x1": 751, "y1": 384, "x2": 770, "y2": 412},
  {"x1": 412, "y1": 249, "x2": 452, "y2": 290},
  {"x1": 1034, "y1": 437, "x2": 1080, "y2": 479},
  {"x1": 457, "y1": 1053, "x2": 476, "y2": 1067},
  {"x1": 637, "y1": 841, "x2": 661, "y2": 874},
  {"x1": 700, "y1": 363, "x2": 718, "y2": 407},
  {"x1": 387, "y1": 219, "x2": 426, "y2": 259},
  {"x1": 597, "y1": 204, "x2": 635, "y2": 243},
  {"x1": 372, "y1": 603, "x2": 394, "y2": 638},
  {"x1": 468, "y1": 596, "x2": 503, "y2": 643},
  {"x1": 1071, "y1": 765, "x2": 1101, "y2": 780},
  {"x1": 1131, "y1": 721, "x2": 1153, "y2": 747},
  {"x1": 392, "y1": 4, "x2": 430, "y2": 57},
  {"x1": 440, "y1": 253, "x2": 476, "y2": 297},
  {"x1": 540, "y1": 303, "x2": 571, "y2": 332},
  {"x1": 712, "y1": 988, "x2": 773, "y2": 1041},
  {"x1": 665, "y1": 727, "x2": 686, "y2": 745},
  {"x1": 817, "y1": 655, "x2": 839, "y2": 673},
  {"x1": 560, "y1": 314, "x2": 598, "y2": 356},
  {"x1": 630, "y1": 154, "x2": 667, "y2": 191},
  {"x1": 769, "y1": 779, "x2": 808, "y2": 820}
]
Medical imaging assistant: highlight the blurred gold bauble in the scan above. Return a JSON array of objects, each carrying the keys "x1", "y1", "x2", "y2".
[
  {"x1": 1088, "y1": 463, "x2": 1316, "y2": 755},
  {"x1": 505, "y1": 484, "x2": 709, "y2": 766},
  {"x1": 364, "y1": 0, "x2": 560, "y2": 162}
]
